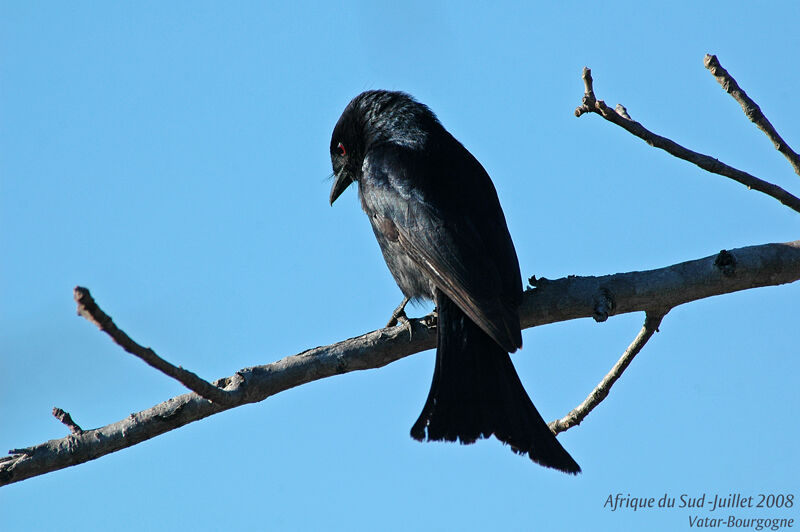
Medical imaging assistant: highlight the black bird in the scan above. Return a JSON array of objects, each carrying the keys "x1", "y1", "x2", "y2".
[{"x1": 329, "y1": 90, "x2": 580, "y2": 473}]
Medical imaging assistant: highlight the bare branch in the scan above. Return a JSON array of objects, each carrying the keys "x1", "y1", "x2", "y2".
[
  {"x1": 549, "y1": 311, "x2": 666, "y2": 434},
  {"x1": 2, "y1": 317, "x2": 437, "y2": 487},
  {"x1": 3, "y1": 241, "x2": 799, "y2": 486},
  {"x1": 52, "y1": 408, "x2": 83, "y2": 435},
  {"x1": 73, "y1": 286, "x2": 233, "y2": 405},
  {"x1": 519, "y1": 243, "x2": 800, "y2": 328},
  {"x1": 704, "y1": 54, "x2": 800, "y2": 176},
  {"x1": 575, "y1": 67, "x2": 800, "y2": 214}
]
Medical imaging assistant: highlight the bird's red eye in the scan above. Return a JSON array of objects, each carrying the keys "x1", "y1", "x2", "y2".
[{"x1": 337, "y1": 142, "x2": 346, "y2": 156}]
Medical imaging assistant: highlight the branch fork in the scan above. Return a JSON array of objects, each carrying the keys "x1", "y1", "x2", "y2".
[{"x1": 575, "y1": 62, "x2": 800, "y2": 214}]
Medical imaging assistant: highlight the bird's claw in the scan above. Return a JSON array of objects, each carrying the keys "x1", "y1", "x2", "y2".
[{"x1": 397, "y1": 313, "x2": 413, "y2": 341}]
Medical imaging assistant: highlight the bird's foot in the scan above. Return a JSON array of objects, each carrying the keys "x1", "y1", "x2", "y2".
[
  {"x1": 385, "y1": 296, "x2": 411, "y2": 327},
  {"x1": 386, "y1": 296, "x2": 413, "y2": 340},
  {"x1": 397, "y1": 313, "x2": 413, "y2": 341},
  {"x1": 421, "y1": 308, "x2": 438, "y2": 329}
]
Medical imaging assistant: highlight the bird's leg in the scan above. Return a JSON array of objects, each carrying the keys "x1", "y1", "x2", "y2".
[{"x1": 386, "y1": 296, "x2": 411, "y2": 327}]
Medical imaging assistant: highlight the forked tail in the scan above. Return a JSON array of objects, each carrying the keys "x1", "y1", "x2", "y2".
[{"x1": 410, "y1": 293, "x2": 581, "y2": 474}]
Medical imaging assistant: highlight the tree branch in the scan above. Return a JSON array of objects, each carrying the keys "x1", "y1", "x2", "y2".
[
  {"x1": 3, "y1": 241, "x2": 799, "y2": 487},
  {"x1": 704, "y1": 54, "x2": 800, "y2": 176},
  {"x1": 74, "y1": 286, "x2": 233, "y2": 406},
  {"x1": 549, "y1": 311, "x2": 666, "y2": 434},
  {"x1": 575, "y1": 67, "x2": 800, "y2": 214},
  {"x1": 520, "y1": 242, "x2": 800, "y2": 327}
]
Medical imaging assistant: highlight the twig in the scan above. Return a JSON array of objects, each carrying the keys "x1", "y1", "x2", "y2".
[
  {"x1": 3, "y1": 241, "x2": 799, "y2": 487},
  {"x1": 52, "y1": 408, "x2": 83, "y2": 435},
  {"x1": 575, "y1": 67, "x2": 800, "y2": 215},
  {"x1": 549, "y1": 311, "x2": 666, "y2": 434},
  {"x1": 73, "y1": 286, "x2": 233, "y2": 405},
  {"x1": 704, "y1": 54, "x2": 800, "y2": 176}
]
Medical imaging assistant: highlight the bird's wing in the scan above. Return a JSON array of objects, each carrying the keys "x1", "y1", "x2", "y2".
[{"x1": 363, "y1": 141, "x2": 523, "y2": 352}]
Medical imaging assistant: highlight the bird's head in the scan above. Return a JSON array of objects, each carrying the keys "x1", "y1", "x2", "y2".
[
  {"x1": 329, "y1": 99, "x2": 363, "y2": 205},
  {"x1": 329, "y1": 90, "x2": 436, "y2": 205}
]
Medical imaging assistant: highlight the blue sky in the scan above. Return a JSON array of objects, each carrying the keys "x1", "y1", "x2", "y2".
[{"x1": 2, "y1": 2, "x2": 798, "y2": 530}]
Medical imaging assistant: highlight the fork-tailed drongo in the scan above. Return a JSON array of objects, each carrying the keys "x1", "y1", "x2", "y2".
[{"x1": 329, "y1": 90, "x2": 580, "y2": 473}]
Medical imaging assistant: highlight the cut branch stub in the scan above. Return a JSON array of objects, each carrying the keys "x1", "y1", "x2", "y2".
[
  {"x1": 52, "y1": 408, "x2": 83, "y2": 435},
  {"x1": 592, "y1": 287, "x2": 615, "y2": 322}
]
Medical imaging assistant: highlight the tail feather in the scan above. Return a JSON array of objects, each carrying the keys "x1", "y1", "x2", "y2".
[{"x1": 410, "y1": 292, "x2": 581, "y2": 474}]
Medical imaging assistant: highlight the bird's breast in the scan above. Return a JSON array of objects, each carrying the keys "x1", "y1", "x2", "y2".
[{"x1": 364, "y1": 211, "x2": 434, "y2": 301}]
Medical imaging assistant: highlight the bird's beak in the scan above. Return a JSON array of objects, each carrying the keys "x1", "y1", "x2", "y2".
[{"x1": 329, "y1": 172, "x2": 354, "y2": 205}]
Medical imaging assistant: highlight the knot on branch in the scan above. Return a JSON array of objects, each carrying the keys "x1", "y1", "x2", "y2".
[
  {"x1": 592, "y1": 287, "x2": 616, "y2": 322},
  {"x1": 714, "y1": 249, "x2": 737, "y2": 277},
  {"x1": 615, "y1": 104, "x2": 632, "y2": 120}
]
